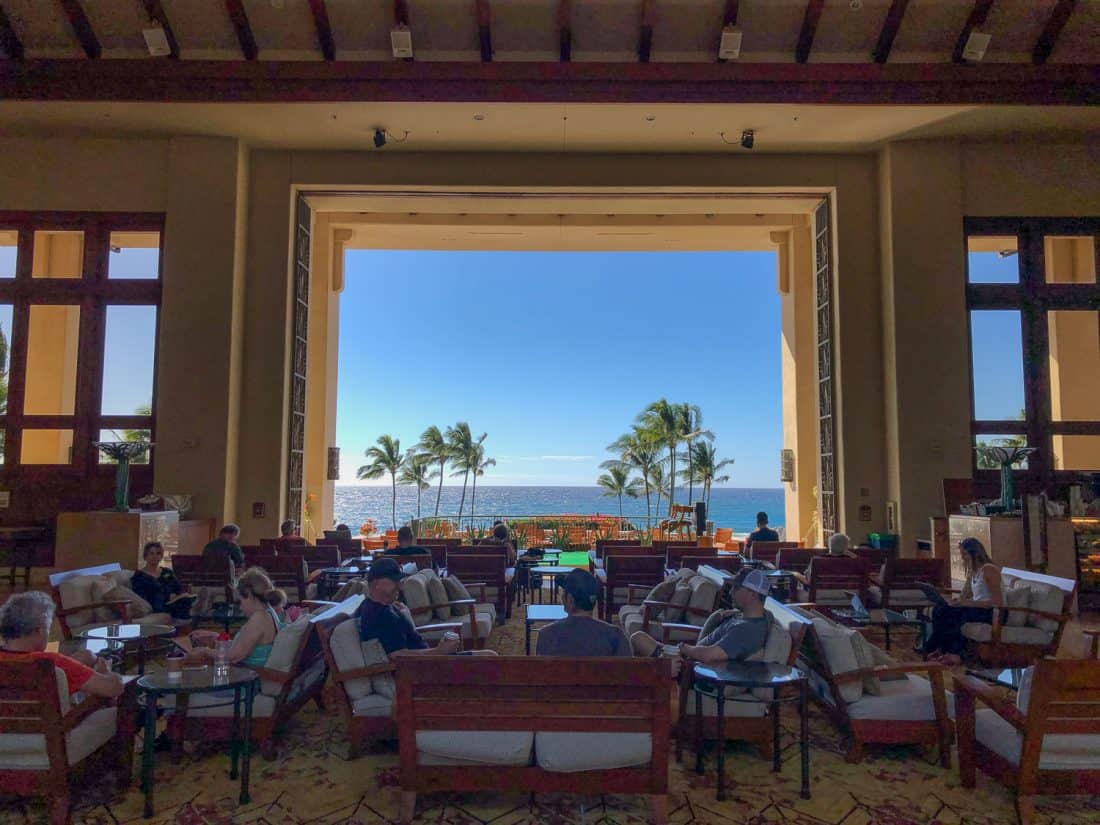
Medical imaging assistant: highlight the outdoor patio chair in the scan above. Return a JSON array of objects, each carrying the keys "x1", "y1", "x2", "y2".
[{"x1": 711, "y1": 527, "x2": 734, "y2": 549}]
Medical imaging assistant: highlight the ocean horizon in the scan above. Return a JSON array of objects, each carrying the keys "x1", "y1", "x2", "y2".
[{"x1": 333, "y1": 484, "x2": 785, "y2": 535}]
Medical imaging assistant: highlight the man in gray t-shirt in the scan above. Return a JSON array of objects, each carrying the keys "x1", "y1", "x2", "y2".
[{"x1": 536, "y1": 569, "x2": 631, "y2": 657}]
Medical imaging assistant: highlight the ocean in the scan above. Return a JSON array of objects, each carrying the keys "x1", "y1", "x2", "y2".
[{"x1": 333, "y1": 485, "x2": 784, "y2": 535}]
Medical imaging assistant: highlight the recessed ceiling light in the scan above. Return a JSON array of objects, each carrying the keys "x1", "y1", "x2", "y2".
[{"x1": 473, "y1": 114, "x2": 486, "y2": 121}]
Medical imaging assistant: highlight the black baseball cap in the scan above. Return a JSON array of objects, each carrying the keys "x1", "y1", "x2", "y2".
[
  {"x1": 555, "y1": 568, "x2": 600, "y2": 605},
  {"x1": 367, "y1": 557, "x2": 406, "y2": 582}
]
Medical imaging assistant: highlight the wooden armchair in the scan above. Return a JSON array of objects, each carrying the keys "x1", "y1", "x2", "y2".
[
  {"x1": 446, "y1": 553, "x2": 512, "y2": 619},
  {"x1": 867, "y1": 557, "x2": 947, "y2": 612},
  {"x1": 619, "y1": 569, "x2": 724, "y2": 641},
  {"x1": 400, "y1": 569, "x2": 493, "y2": 650},
  {"x1": 711, "y1": 527, "x2": 733, "y2": 549},
  {"x1": 954, "y1": 660, "x2": 1100, "y2": 824},
  {"x1": 796, "y1": 556, "x2": 871, "y2": 607},
  {"x1": 172, "y1": 554, "x2": 235, "y2": 612},
  {"x1": 0, "y1": 658, "x2": 136, "y2": 824},
  {"x1": 674, "y1": 599, "x2": 812, "y2": 762},
  {"x1": 668, "y1": 544, "x2": 716, "y2": 570},
  {"x1": 600, "y1": 553, "x2": 666, "y2": 622},
  {"x1": 48, "y1": 564, "x2": 133, "y2": 640},
  {"x1": 776, "y1": 547, "x2": 824, "y2": 575},
  {"x1": 682, "y1": 555, "x2": 743, "y2": 574},
  {"x1": 261, "y1": 553, "x2": 309, "y2": 605},
  {"x1": 748, "y1": 541, "x2": 800, "y2": 566},
  {"x1": 303, "y1": 543, "x2": 341, "y2": 575}
]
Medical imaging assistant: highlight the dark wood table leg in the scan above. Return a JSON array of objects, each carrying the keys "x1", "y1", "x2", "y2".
[
  {"x1": 716, "y1": 688, "x2": 726, "y2": 802},
  {"x1": 694, "y1": 687, "x2": 704, "y2": 775},
  {"x1": 884, "y1": 623, "x2": 892, "y2": 650},
  {"x1": 142, "y1": 690, "x2": 157, "y2": 817},
  {"x1": 240, "y1": 682, "x2": 254, "y2": 804},
  {"x1": 230, "y1": 685, "x2": 241, "y2": 780},
  {"x1": 525, "y1": 620, "x2": 531, "y2": 655},
  {"x1": 799, "y1": 678, "x2": 810, "y2": 799},
  {"x1": 772, "y1": 687, "x2": 782, "y2": 773}
]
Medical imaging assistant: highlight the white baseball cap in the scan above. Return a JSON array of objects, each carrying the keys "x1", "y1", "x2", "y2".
[{"x1": 735, "y1": 567, "x2": 770, "y2": 596}]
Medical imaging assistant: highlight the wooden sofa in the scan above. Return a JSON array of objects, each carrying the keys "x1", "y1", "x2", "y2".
[
  {"x1": 395, "y1": 655, "x2": 670, "y2": 824},
  {"x1": 48, "y1": 563, "x2": 181, "y2": 643},
  {"x1": 954, "y1": 659, "x2": 1100, "y2": 824}
]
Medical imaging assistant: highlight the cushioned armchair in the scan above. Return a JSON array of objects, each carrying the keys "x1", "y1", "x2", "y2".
[
  {"x1": 790, "y1": 605, "x2": 951, "y2": 765},
  {"x1": 399, "y1": 568, "x2": 495, "y2": 649},
  {"x1": 0, "y1": 658, "x2": 136, "y2": 824},
  {"x1": 954, "y1": 659, "x2": 1100, "y2": 825},
  {"x1": 618, "y1": 568, "x2": 722, "y2": 641},
  {"x1": 674, "y1": 598, "x2": 812, "y2": 762}
]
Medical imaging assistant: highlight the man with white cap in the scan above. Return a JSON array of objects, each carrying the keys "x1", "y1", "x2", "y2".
[{"x1": 630, "y1": 567, "x2": 772, "y2": 672}]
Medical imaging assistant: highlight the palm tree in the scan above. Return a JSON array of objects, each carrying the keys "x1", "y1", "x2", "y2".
[
  {"x1": 416, "y1": 425, "x2": 452, "y2": 517},
  {"x1": 596, "y1": 465, "x2": 642, "y2": 521},
  {"x1": 357, "y1": 434, "x2": 404, "y2": 530},
  {"x1": 469, "y1": 443, "x2": 496, "y2": 517},
  {"x1": 688, "y1": 441, "x2": 734, "y2": 512},
  {"x1": 398, "y1": 450, "x2": 433, "y2": 520},
  {"x1": 446, "y1": 422, "x2": 486, "y2": 528},
  {"x1": 678, "y1": 403, "x2": 713, "y2": 506},
  {"x1": 603, "y1": 427, "x2": 662, "y2": 526},
  {"x1": 648, "y1": 462, "x2": 669, "y2": 519},
  {"x1": 638, "y1": 399, "x2": 682, "y2": 516}
]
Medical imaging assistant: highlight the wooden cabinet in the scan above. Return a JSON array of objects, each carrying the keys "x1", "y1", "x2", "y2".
[{"x1": 55, "y1": 510, "x2": 179, "y2": 571}]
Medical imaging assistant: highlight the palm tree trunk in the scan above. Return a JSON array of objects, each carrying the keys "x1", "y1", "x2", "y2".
[
  {"x1": 434, "y1": 459, "x2": 445, "y2": 517},
  {"x1": 458, "y1": 470, "x2": 469, "y2": 527},
  {"x1": 643, "y1": 478, "x2": 652, "y2": 528},
  {"x1": 687, "y1": 444, "x2": 695, "y2": 504},
  {"x1": 668, "y1": 447, "x2": 676, "y2": 515},
  {"x1": 390, "y1": 474, "x2": 397, "y2": 531},
  {"x1": 471, "y1": 472, "x2": 477, "y2": 519},
  {"x1": 618, "y1": 493, "x2": 624, "y2": 521},
  {"x1": 416, "y1": 486, "x2": 422, "y2": 519}
]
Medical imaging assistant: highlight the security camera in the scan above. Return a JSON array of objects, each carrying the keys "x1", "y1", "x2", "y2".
[
  {"x1": 373, "y1": 128, "x2": 387, "y2": 148},
  {"x1": 740, "y1": 129, "x2": 754, "y2": 150}
]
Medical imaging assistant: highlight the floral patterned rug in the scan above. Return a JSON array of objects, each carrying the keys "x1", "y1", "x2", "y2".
[{"x1": 4, "y1": 604, "x2": 1098, "y2": 824}]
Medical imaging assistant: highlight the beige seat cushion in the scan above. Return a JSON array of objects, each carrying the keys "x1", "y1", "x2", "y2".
[
  {"x1": 684, "y1": 576, "x2": 720, "y2": 626},
  {"x1": 1023, "y1": 580, "x2": 1064, "y2": 633},
  {"x1": 868, "y1": 585, "x2": 930, "y2": 608},
  {"x1": 535, "y1": 732, "x2": 651, "y2": 772},
  {"x1": 420, "y1": 569, "x2": 451, "y2": 621},
  {"x1": 93, "y1": 577, "x2": 152, "y2": 618},
  {"x1": 419, "y1": 611, "x2": 493, "y2": 646},
  {"x1": 260, "y1": 613, "x2": 312, "y2": 696},
  {"x1": 0, "y1": 706, "x2": 118, "y2": 770},
  {"x1": 58, "y1": 575, "x2": 115, "y2": 627},
  {"x1": 1003, "y1": 581, "x2": 1031, "y2": 627},
  {"x1": 808, "y1": 615, "x2": 863, "y2": 703},
  {"x1": 329, "y1": 617, "x2": 372, "y2": 700},
  {"x1": 352, "y1": 694, "x2": 392, "y2": 717},
  {"x1": 618, "y1": 604, "x2": 643, "y2": 627},
  {"x1": 361, "y1": 638, "x2": 394, "y2": 699},
  {"x1": 975, "y1": 708, "x2": 1100, "y2": 771},
  {"x1": 416, "y1": 730, "x2": 533, "y2": 766},
  {"x1": 961, "y1": 623, "x2": 1053, "y2": 646},
  {"x1": 846, "y1": 675, "x2": 938, "y2": 722}
]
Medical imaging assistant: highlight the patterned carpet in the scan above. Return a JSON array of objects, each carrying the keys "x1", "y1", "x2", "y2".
[{"x1": 4, "y1": 606, "x2": 1099, "y2": 825}]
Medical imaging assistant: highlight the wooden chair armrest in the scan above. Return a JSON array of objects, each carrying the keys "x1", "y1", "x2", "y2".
[
  {"x1": 627, "y1": 583, "x2": 655, "y2": 598},
  {"x1": 833, "y1": 661, "x2": 945, "y2": 685},
  {"x1": 417, "y1": 621, "x2": 464, "y2": 633},
  {"x1": 953, "y1": 674, "x2": 1027, "y2": 730},
  {"x1": 659, "y1": 621, "x2": 701, "y2": 634},
  {"x1": 251, "y1": 666, "x2": 292, "y2": 684},
  {"x1": 301, "y1": 599, "x2": 338, "y2": 610},
  {"x1": 408, "y1": 599, "x2": 475, "y2": 616},
  {"x1": 1002, "y1": 606, "x2": 1067, "y2": 624},
  {"x1": 59, "y1": 600, "x2": 131, "y2": 616},
  {"x1": 332, "y1": 662, "x2": 396, "y2": 682},
  {"x1": 61, "y1": 693, "x2": 111, "y2": 732}
]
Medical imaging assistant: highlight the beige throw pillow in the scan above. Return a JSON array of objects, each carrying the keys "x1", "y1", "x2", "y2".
[
  {"x1": 444, "y1": 576, "x2": 474, "y2": 617},
  {"x1": 664, "y1": 581, "x2": 693, "y2": 623},
  {"x1": 361, "y1": 638, "x2": 395, "y2": 699},
  {"x1": 848, "y1": 631, "x2": 881, "y2": 695}
]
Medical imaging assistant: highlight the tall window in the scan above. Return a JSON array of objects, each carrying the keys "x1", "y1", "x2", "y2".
[
  {"x1": 0, "y1": 214, "x2": 161, "y2": 483},
  {"x1": 966, "y1": 218, "x2": 1100, "y2": 482}
]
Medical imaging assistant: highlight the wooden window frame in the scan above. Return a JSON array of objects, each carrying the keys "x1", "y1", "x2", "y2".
[
  {"x1": 965, "y1": 217, "x2": 1100, "y2": 487},
  {"x1": 0, "y1": 211, "x2": 162, "y2": 486}
]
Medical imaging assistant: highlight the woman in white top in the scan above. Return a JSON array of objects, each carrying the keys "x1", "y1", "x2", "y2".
[{"x1": 921, "y1": 537, "x2": 1002, "y2": 666}]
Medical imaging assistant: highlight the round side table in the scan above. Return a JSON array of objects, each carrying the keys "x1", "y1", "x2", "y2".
[{"x1": 80, "y1": 623, "x2": 174, "y2": 675}]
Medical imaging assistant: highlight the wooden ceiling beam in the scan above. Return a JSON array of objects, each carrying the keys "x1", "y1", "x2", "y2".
[
  {"x1": 952, "y1": 0, "x2": 995, "y2": 64},
  {"x1": 722, "y1": 0, "x2": 739, "y2": 27},
  {"x1": 872, "y1": 0, "x2": 910, "y2": 65},
  {"x1": 1033, "y1": 0, "x2": 1076, "y2": 65},
  {"x1": 224, "y1": 0, "x2": 258, "y2": 61},
  {"x1": 56, "y1": 0, "x2": 101, "y2": 59},
  {"x1": 795, "y1": 0, "x2": 825, "y2": 64},
  {"x1": 394, "y1": 0, "x2": 409, "y2": 25},
  {"x1": 307, "y1": 0, "x2": 335, "y2": 61},
  {"x1": 1, "y1": 60, "x2": 1095, "y2": 106},
  {"x1": 141, "y1": 0, "x2": 179, "y2": 60},
  {"x1": 476, "y1": 0, "x2": 492, "y2": 63},
  {"x1": 638, "y1": 0, "x2": 655, "y2": 64},
  {"x1": 0, "y1": 4, "x2": 24, "y2": 61},
  {"x1": 557, "y1": 0, "x2": 571, "y2": 62}
]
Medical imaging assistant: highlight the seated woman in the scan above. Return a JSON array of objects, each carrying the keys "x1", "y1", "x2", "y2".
[
  {"x1": 0, "y1": 591, "x2": 125, "y2": 700},
  {"x1": 189, "y1": 567, "x2": 286, "y2": 668},
  {"x1": 920, "y1": 537, "x2": 1002, "y2": 666},
  {"x1": 130, "y1": 541, "x2": 194, "y2": 620}
]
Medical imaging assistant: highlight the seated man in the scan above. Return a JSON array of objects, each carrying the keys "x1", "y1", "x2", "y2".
[
  {"x1": 0, "y1": 591, "x2": 126, "y2": 700},
  {"x1": 536, "y1": 569, "x2": 631, "y2": 657},
  {"x1": 385, "y1": 526, "x2": 432, "y2": 560},
  {"x1": 273, "y1": 519, "x2": 305, "y2": 549},
  {"x1": 483, "y1": 522, "x2": 516, "y2": 565},
  {"x1": 202, "y1": 523, "x2": 244, "y2": 571},
  {"x1": 630, "y1": 568, "x2": 771, "y2": 674},
  {"x1": 793, "y1": 532, "x2": 852, "y2": 586},
  {"x1": 744, "y1": 511, "x2": 780, "y2": 552}
]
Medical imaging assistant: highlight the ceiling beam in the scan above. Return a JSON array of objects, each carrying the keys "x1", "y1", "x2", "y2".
[
  {"x1": 1032, "y1": 0, "x2": 1076, "y2": 65},
  {"x1": 476, "y1": 0, "x2": 492, "y2": 63},
  {"x1": 795, "y1": 0, "x2": 825, "y2": 64},
  {"x1": 0, "y1": 4, "x2": 24, "y2": 61},
  {"x1": 394, "y1": 0, "x2": 408, "y2": 25},
  {"x1": 638, "y1": 0, "x2": 655, "y2": 64},
  {"x1": 224, "y1": 0, "x2": 258, "y2": 61},
  {"x1": 1, "y1": 60, "x2": 1095, "y2": 106},
  {"x1": 307, "y1": 0, "x2": 335, "y2": 61},
  {"x1": 722, "y1": 0, "x2": 739, "y2": 26},
  {"x1": 557, "y1": 0, "x2": 571, "y2": 62},
  {"x1": 952, "y1": 0, "x2": 995, "y2": 64},
  {"x1": 141, "y1": 1, "x2": 179, "y2": 59},
  {"x1": 872, "y1": 0, "x2": 910, "y2": 64},
  {"x1": 57, "y1": 0, "x2": 101, "y2": 59}
]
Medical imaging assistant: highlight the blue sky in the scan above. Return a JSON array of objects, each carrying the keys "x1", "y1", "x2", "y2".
[
  {"x1": 968, "y1": 250, "x2": 1026, "y2": 431},
  {"x1": 337, "y1": 249, "x2": 782, "y2": 487}
]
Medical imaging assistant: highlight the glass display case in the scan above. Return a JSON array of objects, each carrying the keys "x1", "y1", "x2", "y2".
[{"x1": 1073, "y1": 517, "x2": 1100, "y2": 611}]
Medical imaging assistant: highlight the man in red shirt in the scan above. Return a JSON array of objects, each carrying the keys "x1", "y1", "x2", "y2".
[{"x1": 0, "y1": 591, "x2": 124, "y2": 701}]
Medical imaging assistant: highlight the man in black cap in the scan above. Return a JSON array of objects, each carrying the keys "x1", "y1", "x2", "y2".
[
  {"x1": 535, "y1": 568, "x2": 631, "y2": 657},
  {"x1": 357, "y1": 558, "x2": 460, "y2": 655}
]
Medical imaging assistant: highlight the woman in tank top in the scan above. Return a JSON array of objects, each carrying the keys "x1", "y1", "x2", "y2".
[
  {"x1": 920, "y1": 537, "x2": 1002, "y2": 666},
  {"x1": 189, "y1": 567, "x2": 286, "y2": 668}
]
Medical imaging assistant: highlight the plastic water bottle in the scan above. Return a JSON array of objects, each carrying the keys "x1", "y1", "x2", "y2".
[{"x1": 215, "y1": 640, "x2": 230, "y2": 679}]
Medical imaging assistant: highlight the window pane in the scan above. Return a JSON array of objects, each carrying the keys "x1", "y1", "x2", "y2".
[
  {"x1": 968, "y1": 236, "x2": 1019, "y2": 284},
  {"x1": 970, "y1": 310, "x2": 1025, "y2": 421},
  {"x1": 24, "y1": 305, "x2": 80, "y2": 416},
  {"x1": 1045, "y1": 236, "x2": 1096, "y2": 285},
  {"x1": 31, "y1": 231, "x2": 83, "y2": 279},
  {"x1": 0, "y1": 230, "x2": 16, "y2": 278},
  {"x1": 0, "y1": 303, "x2": 11, "y2": 415},
  {"x1": 1053, "y1": 435, "x2": 1100, "y2": 472},
  {"x1": 108, "y1": 232, "x2": 161, "y2": 280},
  {"x1": 975, "y1": 435, "x2": 1031, "y2": 470},
  {"x1": 0, "y1": 430, "x2": 5, "y2": 465},
  {"x1": 20, "y1": 429, "x2": 74, "y2": 464},
  {"x1": 102, "y1": 305, "x2": 156, "y2": 415},
  {"x1": 97, "y1": 429, "x2": 151, "y2": 464},
  {"x1": 1049, "y1": 310, "x2": 1100, "y2": 422}
]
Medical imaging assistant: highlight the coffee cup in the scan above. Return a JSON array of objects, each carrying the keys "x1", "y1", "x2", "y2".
[{"x1": 166, "y1": 654, "x2": 183, "y2": 680}]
